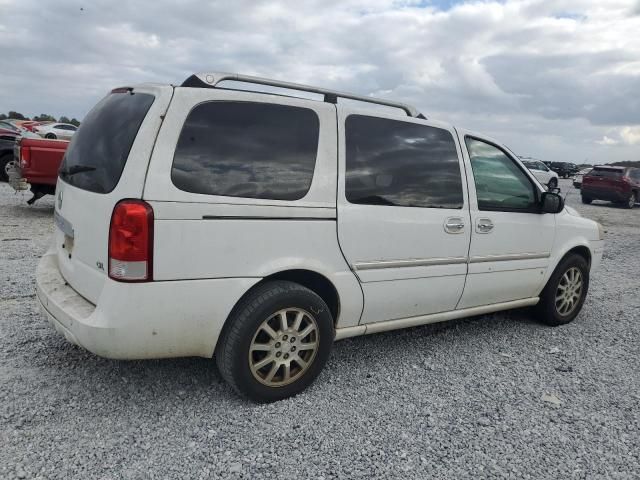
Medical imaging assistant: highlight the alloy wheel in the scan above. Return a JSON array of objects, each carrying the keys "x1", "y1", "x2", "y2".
[
  {"x1": 555, "y1": 267, "x2": 583, "y2": 316},
  {"x1": 4, "y1": 159, "x2": 16, "y2": 177},
  {"x1": 248, "y1": 308, "x2": 319, "y2": 387}
]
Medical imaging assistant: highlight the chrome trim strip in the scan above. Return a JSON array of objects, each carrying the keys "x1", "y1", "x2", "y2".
[
  {"x1": 353, "y1": 256, "x2": 468, "y2": 271},
  {"x1": 333, "y1": 298, "x2": 540, "y2": 340},
  {"x1": 469, "y1": 252, "x2": 550, "y2": 263}
]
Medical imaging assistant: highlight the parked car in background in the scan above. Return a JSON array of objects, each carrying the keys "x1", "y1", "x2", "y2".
[
  {"x1": 0, "y1": 125, "x2": 19, "y2": 140},
  {"x1": 0, "y1": 135, "x2": 18, "y2": 181},
  {"x1": 34, "y1": 122, "x2": 78, "y2": 140},
  {"x1": 549, "y1": 162, "x2": 580, "y2": 178},
  {"x1": 521, "y1": 159, "x2": 559, "y2": 189},
  {"x1": 581, "y1": 166, "x2": 640, "y2": 208},
  {"x1": 0, "y1": 120, "x2": 24, "y2": 134},
  {"x1": 15, "y1": 120, "x2": 45, "y2": 132},
  {"x1": 36, "y1": 73, "x2": 604, "y2": 402},
  {"x1": 8, "y1": 137, "x2": 69, "y2": 204},
  {"x1": 573, "y1": 168, "x2": 592, "y2": 189}
]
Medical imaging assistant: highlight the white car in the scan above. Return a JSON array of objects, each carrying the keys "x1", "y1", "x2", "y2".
[
  {"x1": 573, "y1": 168, "x2": 592, "y2": 189},
  {"x1": 521, "y1": 159, "x2": 559, "y2": 190},
  {"x1": 37, "y1": 73, "x2": 605, "y2": 401},
  {"x1": 34, "y1": 122, "x2": 78, "y2": 140}
]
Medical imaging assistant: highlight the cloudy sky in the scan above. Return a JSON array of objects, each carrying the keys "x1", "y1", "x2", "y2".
[{"x1": 1, "y1": 0, "x2": 639, "y2": 163}]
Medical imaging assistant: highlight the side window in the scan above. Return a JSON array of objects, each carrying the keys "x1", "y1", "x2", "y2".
[
  {"x1": 465, "y1": 137, "x2": 537, "y2": 211},
  {"x1": 345, "y1": 115, "x2": 463, "y2": 209},
  {"x1": 172, "y1": 101, "x2": 320, "y2": 200}
]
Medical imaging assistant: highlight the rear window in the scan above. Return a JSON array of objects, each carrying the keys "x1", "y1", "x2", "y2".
[
  {"x1": 60, "y1": 92, "x2": 155, "y2": 193},
  {"x1": 171, "y1": 101, "x2": 319, "y2": 200},
  {"x1": 589, "y1": 168, "x2": 624, "y2": 179}
]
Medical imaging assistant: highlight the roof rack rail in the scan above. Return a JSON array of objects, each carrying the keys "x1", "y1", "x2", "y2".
[{"x1": 181, "y1": 72, "x2": 424, "y2": 118}]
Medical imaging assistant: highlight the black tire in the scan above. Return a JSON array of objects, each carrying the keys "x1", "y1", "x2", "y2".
[
  {"x1": 581, "y1": 196, "x2": 592, "y2": 204},
  {"x1": 215, "y1": 280, "x2": 334, "y2": 402},
  {"x1": 0, "y1": 153, "x2": 14, "y2": 182},
  {"x1": 535, "y1": 253, "x2": 590, "y2": 326},
  {"x1": 624, "y1": 191, "x2": 636, "y2": 209},
  {"x1": 45, "y1": 133, "x2": 56, "y2": 139},
  {"x1": 547, "y1": 178, "x2": 558, "y2": 190}
]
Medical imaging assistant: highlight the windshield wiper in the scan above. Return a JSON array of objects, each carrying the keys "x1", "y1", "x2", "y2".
[{"x1": 59, "y1": 165, "x2": 97, "y2": 177}]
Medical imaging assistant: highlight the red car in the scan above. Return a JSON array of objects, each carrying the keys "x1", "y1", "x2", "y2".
[
  {"x1": 581, "y1": 166, "x2": 640, "y2": 209},
  {"x1": 9, "y1": 137, "x2": 69, "y2": 204}
]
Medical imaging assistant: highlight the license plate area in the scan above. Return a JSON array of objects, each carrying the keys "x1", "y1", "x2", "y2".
[{"x1": 54, "y1": 210, "x2": 74, "y2": 239}]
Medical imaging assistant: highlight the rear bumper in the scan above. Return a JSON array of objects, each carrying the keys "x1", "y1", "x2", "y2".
[
  {"x1": 581, "y1": 187, "x2": 628, "y2": 202},
  {"x1": 36, "y1": 247, "x2": 260, "y2": 359}
]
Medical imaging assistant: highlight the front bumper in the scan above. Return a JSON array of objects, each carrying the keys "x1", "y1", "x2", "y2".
[{"x1": 36, "y1": 248, "x2": 260, "y2": 359}]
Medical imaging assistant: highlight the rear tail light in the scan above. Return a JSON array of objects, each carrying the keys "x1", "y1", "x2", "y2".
[
  {"x1": 20, "y1": 145, "x2": 31, "y2": 168},
  {"x1": 108, "y1": 200, "x2": 153, "y2": 282}
]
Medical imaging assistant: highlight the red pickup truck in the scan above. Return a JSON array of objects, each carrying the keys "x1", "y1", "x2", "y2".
[{"x1": 8, "y1": 137, "x2": 69, "y2": 204}]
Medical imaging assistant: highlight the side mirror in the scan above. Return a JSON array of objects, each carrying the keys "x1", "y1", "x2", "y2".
[{"x1": 540, "y1": 192, "x2": 564, "y2": 214}]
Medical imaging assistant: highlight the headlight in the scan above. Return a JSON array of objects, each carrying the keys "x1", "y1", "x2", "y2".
[{"x1": 597, "y1": 222, "x2": 605, "y2": 240}]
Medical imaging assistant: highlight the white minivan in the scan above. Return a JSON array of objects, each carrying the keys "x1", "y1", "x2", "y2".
[{"x1": 37, "y1": 73, "x2": 604, "y2": 401}]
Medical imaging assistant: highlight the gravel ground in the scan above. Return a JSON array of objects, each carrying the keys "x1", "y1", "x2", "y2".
[{"x1": 1, "y1": 179, "x2": 639, "y2": 479}]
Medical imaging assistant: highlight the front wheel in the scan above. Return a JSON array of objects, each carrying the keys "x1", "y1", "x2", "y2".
[
  {"x1": 45, "y1": 133, "x2": 57, "y2": 139},
  {"x1": 581, "y1": 196, "x2": 592, "y2": 204},
  {"x1": 216, "y1": 281, "x2": 334, "y2": 402},
  {"x1": 547, "y1": 178, "x2": 558, "y2": 190},
  {"x1": 535, "y1": 254, "x2": 589, "y2": 326}
]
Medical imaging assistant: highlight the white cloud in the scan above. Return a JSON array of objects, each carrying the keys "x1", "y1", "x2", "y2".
[
  {"x1": 598, "y1": 136, "x2": 619, "y2": 146},
  {"x1": 0, "y1": 0, "x2": 639, "y2": 163},
  {"x1": 620, "y1": 126, "x2": 640, "y2": 145}
]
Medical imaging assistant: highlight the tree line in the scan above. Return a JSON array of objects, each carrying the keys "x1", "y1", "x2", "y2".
[{"x1": 0, "y1": 111, "x2": 80, "y2": 126}]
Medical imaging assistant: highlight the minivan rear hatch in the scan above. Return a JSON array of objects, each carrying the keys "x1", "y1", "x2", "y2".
[{"x1": 54, "y1": 85, "x2": 173, "y2": 304}]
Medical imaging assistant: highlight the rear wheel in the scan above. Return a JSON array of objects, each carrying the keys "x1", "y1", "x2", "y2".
[
  {"x1": 216, "y1": 280, "x2": 334, "y2": 402},
  {"x1": 625, "y1": 191, "x2": 637, "y2": 209},
  {"x1": 535, "y1": 254, "x2": 589, "y2": 326},
  {"x1": 0, "y1": 153, "x2": 15, "y2": 182},
  {"x1": 581, "y1": 195, "x2": 592, "y2": 204}
]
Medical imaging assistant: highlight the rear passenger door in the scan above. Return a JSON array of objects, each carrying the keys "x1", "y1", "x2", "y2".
[{"x1": 337, "y1": 107, "x2": 471, "y2": 325}]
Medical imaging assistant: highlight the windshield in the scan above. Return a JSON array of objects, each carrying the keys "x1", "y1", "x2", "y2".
[{"x1": 59, "y1": 91, "x2": 154, "y2": 193}]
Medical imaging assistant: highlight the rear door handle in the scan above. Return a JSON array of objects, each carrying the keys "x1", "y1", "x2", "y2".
[
  {"x1": 476, "y1": 218, "x2": 494, "y2": 233},
  {"x1": 444, "y1": 217, "x2": 465, "y2": 234}
]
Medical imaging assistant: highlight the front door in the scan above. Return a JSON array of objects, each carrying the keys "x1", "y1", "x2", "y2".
[
  {"x1": 337, "y1": 108, "x2": 471, "y2": 325},
  {"x1": 457, "y1": 133, "x2": 556, "y2": 309}
]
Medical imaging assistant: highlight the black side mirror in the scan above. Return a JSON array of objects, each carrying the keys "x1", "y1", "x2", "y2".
[{"x1": 541, "y1": 192, "x2": 564, "y2": 214}]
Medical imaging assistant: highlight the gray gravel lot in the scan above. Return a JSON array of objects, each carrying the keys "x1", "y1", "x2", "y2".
[{"x1": 1, "y1": 179, "x2": 639, "y2": 479}]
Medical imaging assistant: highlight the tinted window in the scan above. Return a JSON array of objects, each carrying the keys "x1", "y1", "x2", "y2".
[
  {"x1": 466, "y1": 137, "x2": 537, "y2": 211},
  {"x1": 589, "y1": 168, "x2": 623, "y2": 179},
  {"x1": 60, "y1": 92, "x2": 154, "y2": 193},
  {"x1": 172, "y1": 102, "x2": 319, "y2": 200},
  {"x1": 345, "y1": 115, "x2": 463, "y2": 209}
]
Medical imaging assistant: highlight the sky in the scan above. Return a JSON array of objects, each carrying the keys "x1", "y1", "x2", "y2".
[{"x1": 0, "y1": 0, "x2": 639, "y2": 164}]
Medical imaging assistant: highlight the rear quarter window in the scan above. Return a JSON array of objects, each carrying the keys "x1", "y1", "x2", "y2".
[
  {"x1": 171, "y1": 101, "x2": 320, "y2": 200},
  {"x1": 60, "y1": 92, "x2": 155, "y2": 193}
]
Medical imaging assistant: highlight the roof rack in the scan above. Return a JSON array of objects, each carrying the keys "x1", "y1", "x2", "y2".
[{"x1": 181, "y1": 72, "x2": 424, "y2": 118}]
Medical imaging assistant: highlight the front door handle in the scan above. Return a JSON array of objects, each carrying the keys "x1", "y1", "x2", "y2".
[
  {"x1": 444, "y1": 217, "x2": 465, "y2": 234},
  {"x1": 476, "y1": 218, "x2": 494, "y2": 233}
]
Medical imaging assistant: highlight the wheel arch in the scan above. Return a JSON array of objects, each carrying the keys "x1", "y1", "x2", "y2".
[
  {"x1": 222, "y1": 269, "x2": 342, "y2": 334},
  {"x1": 565, "y1": 245, "x2": 592, "y2": 268},
  {"x1": 257, "y1": 269, "x2": 340, "y2": 324}
]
